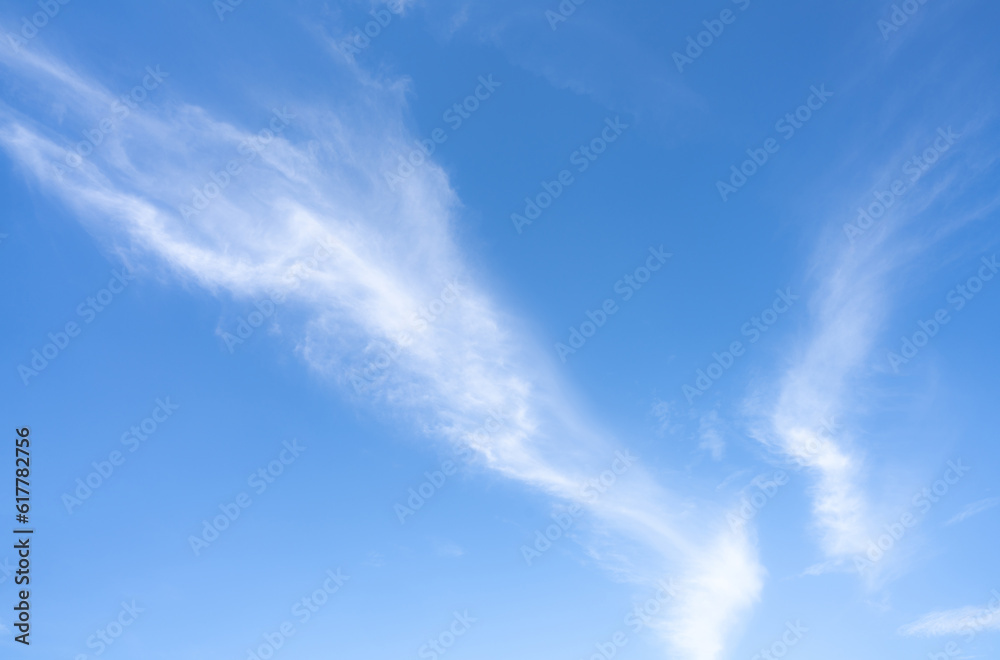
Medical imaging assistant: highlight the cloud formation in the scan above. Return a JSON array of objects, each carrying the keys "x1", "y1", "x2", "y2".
[
  {"x1": 0, "y1": 38, "x2": 762, "y2": 659},
  {"x1": 899, "y1": 594, "x2": 1000, "y2": 637},
  {"x1": 946, "y1": 497, "x2": 1000, "y2": 526}
]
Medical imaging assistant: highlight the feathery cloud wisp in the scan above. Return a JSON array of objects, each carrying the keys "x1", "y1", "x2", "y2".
[
  {"x1": 899, "y1": 595, "x2": 1000, "y2": 637},
  {"x1": 0, "y1": 40, "x2": 762, "y2": 659},
  {"x1": 946, "y1": 497, "x2": 1000, "y2": 526}
]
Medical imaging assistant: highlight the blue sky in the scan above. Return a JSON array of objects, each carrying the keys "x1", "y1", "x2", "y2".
[{"x1": 1, "y1": 0, "x2": 999, "y2": 658}]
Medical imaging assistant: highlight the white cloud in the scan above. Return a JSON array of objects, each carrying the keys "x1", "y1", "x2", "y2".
[
  {"x1": 698, "y1": 411, "x2": 726, "y2": 460},
  {"x1": 0, "y1": 42, "x2": 762, "y2": 659},
  {"x1": 746, "y1": 102, "x2": 1000, "y2": 596},
  {"x1": 798, "y1": 558, "x2": 850, "y2": 577},
  {"x1": 751, "y1": 120, "x2": 991, "y2": 567},
  {"x1": 661, "y1": 525, "x2": 765, "y2": 660},
  {"x1": 899, "y1": 596, "x2": 1000, "y2": 637},
  {"x1": 434, "y1": 540, "x2": 465, "y2": 558},
  {"x1": 946, "y1": 497, "x2": 1000, "y2": 526}
]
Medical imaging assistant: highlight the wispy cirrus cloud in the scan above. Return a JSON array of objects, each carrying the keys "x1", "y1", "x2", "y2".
[
  {"x1": 946, "y1": 497, "x2": 1000, "y2": 526},
  {"x1": 899, "y1": 595, "x2": 1000, "y2": 637},
  {"x1": 757, "y1": 254, "x2": 885, "y2": 561},
  {"x1": 752, "y1": 115, "x2": 997, "y2": 575},
  {"x1": 0, "y1": 38, "x2": 762, "y2": 659}
]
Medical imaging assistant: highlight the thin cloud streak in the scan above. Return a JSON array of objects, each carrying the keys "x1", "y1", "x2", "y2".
[
  {"x1": 899, "y1": 596, "x2": 1000, "y2": 637},
  {"x1": 946, "y1": 497, "x2": 1000, "y2": 526}
]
